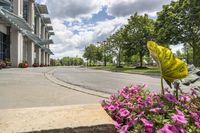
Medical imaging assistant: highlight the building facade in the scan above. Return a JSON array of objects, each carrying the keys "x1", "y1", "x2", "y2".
[{"x1": 0, "y1": 0, "x2": 54, "y2": 67}]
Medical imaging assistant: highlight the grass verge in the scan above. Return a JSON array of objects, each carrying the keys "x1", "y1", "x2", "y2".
[{"x1": 87, "y1": 65, "x2": 160, "y2": 75}]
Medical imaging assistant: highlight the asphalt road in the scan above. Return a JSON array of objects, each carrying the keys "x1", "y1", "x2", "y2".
[
  {"x1": 53, "y1": 67, "x2": 165, "y2": 94},
  {"x1": 0, "y1": 67, "x2": 101, "y2": 109},
  {"x1": 53, "y1": 66, "x2": 200, "y2": 94},
  {"x1": 1, "y1": 66, "x2": 198, "y2": 109}
]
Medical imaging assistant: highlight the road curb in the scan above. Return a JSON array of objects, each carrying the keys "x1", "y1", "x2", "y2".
[{"x1": 44, "y1": 68, "x2": 110, "y2": 99}]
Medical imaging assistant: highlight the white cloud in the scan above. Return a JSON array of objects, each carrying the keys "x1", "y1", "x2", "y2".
[
  {"x1": 107, "y1": 0, "x2": 171, "y2": 17},
  {"x1": 45, "y1": 0, "x2": 105, "y2": 19},
  {"x1": 42, "y1": 0, "x2": 173, "y2": 58},
  {"x1": 50, "y1": 17, "x2": 127, "y2": 59}
]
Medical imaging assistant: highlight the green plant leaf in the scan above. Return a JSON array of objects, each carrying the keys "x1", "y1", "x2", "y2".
[{"x1": 147, "y1": 41, "x2": 188, "y2": 86}]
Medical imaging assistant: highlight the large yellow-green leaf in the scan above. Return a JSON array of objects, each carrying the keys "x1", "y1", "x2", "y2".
[{"x1": 147, "y1": 41, "x2": 188, "y2": 84}]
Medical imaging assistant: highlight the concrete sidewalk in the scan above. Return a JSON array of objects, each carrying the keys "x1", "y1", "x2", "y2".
[{"x1": 0, "y1": 67, "x2": 103, "y2": 109}]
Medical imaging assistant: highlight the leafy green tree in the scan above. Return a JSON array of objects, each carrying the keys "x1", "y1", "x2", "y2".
[
  {"x1": 83, "y1": 44, "x2": 99, "y2": 66},
  {"x1": 156, "y1": 0, "x2": 200, "y2": 66},
  {"x1": 60, "y1": 56, "x2": 84, "y2": 66},
  {"x1": 108, "y1": 29, "x2": 126, "y2": 67},
  {"x1": 123, "y1": 13, "x2": 155, "y2": 67}
]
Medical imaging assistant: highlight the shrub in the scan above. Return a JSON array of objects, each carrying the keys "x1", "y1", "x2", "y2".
[
  {"x1": 101, "y1": 85, "x2": 200, "y2": 133},
  {"x1": 33, "y1": 63, "x2": 39, "y2": 67},
  {"x1": 0, "y1": 60, "x2": 6, "y2": 69},
  {"x1": 101, "y1": 41, "x2": 200, "y2": 133},
  {"x1": 18, "y1": 61, "x2": 29, "y2": 68}
]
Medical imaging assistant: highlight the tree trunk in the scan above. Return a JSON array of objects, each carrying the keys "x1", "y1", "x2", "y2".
[
  {"x1": 139, "y1": 51, "x2": 143, "y2": 67},
  {"x1": 192, "y1": 43, "x2": 200, "y2": 67},
  {"x1": 104, "y1": 56, "x2": 107, "y2": 66},
  {"x1": 118, "y1": 48, "x2": 121, "y2": 67}
]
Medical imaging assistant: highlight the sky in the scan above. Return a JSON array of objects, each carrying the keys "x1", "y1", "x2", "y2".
[{"x1": 36, "y1": 0, "x2": 175, "y2": 59}]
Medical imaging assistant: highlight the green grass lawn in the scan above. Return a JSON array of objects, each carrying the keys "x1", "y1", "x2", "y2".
[{"x1": 88, "y1": 65, "x2": 160, "y2": 75}]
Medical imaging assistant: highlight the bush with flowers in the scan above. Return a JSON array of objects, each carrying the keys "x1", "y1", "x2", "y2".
[
  {"x1": 102, "y1": 85, "x2": 200, "y2": 133},
  {"x1": 101, "y1": 41, "x2": 200, "y2": 133}
]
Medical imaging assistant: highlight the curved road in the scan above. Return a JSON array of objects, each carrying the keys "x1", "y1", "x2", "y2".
[{"x1": 53, "y1": 66, "x2": 166, "y2": 94}]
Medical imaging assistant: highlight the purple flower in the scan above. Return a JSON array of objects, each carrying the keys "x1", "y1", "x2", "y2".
[
  {"x1": 164, "y1": 94, "x2": 178, "y2": 103},
  {"x1": 159, "y1": 102, "x2": 165, "y2": 107},
  {"x1": 171, "y1": 108, "x2": 187, "y2": 125},
  {"x1": 195, "y1": 121, "x2": 200, "y2": 128},
  {"x1": 150, "y1": 108, "x2": 161, "y2": 113},
  {"x1": 191, "y1": 88, "x2": 199, "y2": 95},
  {"x1": 119, "y1": 108, "x2": 130, "y2": 117},
  {"x1": 179, "y1": 95, "x2": 191, "y2": 102},
  {"x1": 141, "y1": 118, "x2": 153, "y2": 133},
  {"x1": 108, "y1": 105, "x2": 116, "y2": 111},
  {"x1": 157, "y1": 124, "x2": 179, "y2": 133},
  {"x1": 119, "y1": 125, "x2": 129, "y2": 133}
]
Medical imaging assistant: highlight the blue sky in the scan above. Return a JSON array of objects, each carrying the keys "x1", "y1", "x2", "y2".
[{"x1": 36, "y1": 0, "x2": 175, "y2": 58}]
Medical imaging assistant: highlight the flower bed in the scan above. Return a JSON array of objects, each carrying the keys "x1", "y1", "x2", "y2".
[{"x1": 101, "y1": 85, "x2": 200, "y2": 133}]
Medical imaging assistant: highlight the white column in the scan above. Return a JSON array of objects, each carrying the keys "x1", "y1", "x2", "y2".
[
  {"x1": 35, "y1": 17, "x2": 41, "y2": 37},
  {"x1": 10, "y1": 28, "x2": 24, "y2": 67},
  {"x1": 27, "y1": 41, "x2": 34, "y2": 66},
  {"x1": 35, "y1": 46, "x2": 41, "y2": 65},
  {"x1": 28, "y1": 0, "x2": 35, "y2": 28},
  {"x1": 13, "y1": 0, "x2": 23, "y2": 17}
]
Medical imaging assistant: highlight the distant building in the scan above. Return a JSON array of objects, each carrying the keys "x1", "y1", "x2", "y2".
[{"x1": 0, "y1": 0, "x2": 54, "y2": 67}]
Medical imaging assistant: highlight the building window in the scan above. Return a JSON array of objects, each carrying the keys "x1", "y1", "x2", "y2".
[
  {"x1": 23, "y1": 0, "x2": 29, "y2": 21},
  {"x1": 0, "y1": 32, "x2": 9, "y2": 60}
]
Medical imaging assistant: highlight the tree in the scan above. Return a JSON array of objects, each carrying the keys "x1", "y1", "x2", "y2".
[
  {"x1": 83, "y1": 44, "x2": 100, "y2": 66},
  {"x1": 108, "y1": 29, "x2": 126, "y2": 67},
  {"x1": 123, "y1": 13, "x2": 155, "y2": 67},
  {"x1": 156, "y1": 0, "x2": 200, "y2": 66},
  {"x1": 60, "y1": 56, "x2": 84, "y2": 66}
]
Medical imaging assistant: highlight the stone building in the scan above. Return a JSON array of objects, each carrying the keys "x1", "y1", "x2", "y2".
[{"x1": 0, "y1": 0, "x2": 54, "y2": 67}]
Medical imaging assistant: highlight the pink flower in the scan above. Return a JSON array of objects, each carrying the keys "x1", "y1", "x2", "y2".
[
  {"x1": 150, "y1": 108, "x2": 161, "y2": 113},
  {"x1": 157, "y1": 124, "x2": 179, "y2": 133},
  {"x1": 171, "y1": 108, "x2": 187, "y2": 125},
  {"x1": 136, "y1": 96, "x2": 142, "y2": 103},
  {"x1": 120, "y1": 125, "x2": 129, "y2": 133},
  {"x1": 119, "y1": 108, "x2": 130, "y2": 117},
  {"x1": 141, "y1": 118, "x2": 153, "y2": 133},
  {"x1": 108, "y1": 105, "x2": 116, "y2": 111},
  {"x1": 179, "y1": 128, "x2": 188, "y2": 133},
  {"x1": 130, "y1": 85, "x2": 140, "y2": 93},
  {"x1": 114, "y1": 121, "x2": 121, "y2": 129},
  {"x1": 180, "y1": 95, "x2": 191, "y2": 102},
  {"x1": 164, "y1": 94, "x2": 178, "y2": 103},
  {"x1": 136, "y1": 111, "x2": 144, "y2": 119},
  {"x1": 189, "y1": 111, "x2": 199, "y2": 120},
  {"x1": 195, "y1": 121, "x2": 200, "y2": 128}
]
